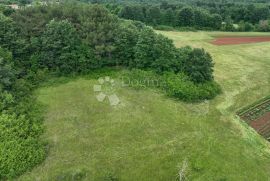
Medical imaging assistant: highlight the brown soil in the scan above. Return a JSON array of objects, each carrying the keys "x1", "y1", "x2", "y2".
[
  {"x1": 250, "y1": 112, "x2": 270, "y2": 130},
  {"x1": 252, "y1": 112, "x2": 270, "y2": 139},
  {"x1": 238, "y1": 99, "x2": 270, "y2": 140},
  {"x1": 211, "y1": 36, "x2": 270, "y2": 45}
]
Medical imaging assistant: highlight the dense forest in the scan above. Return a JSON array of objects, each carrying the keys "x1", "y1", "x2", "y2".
[
  {"x1": 110, "y1": 1, "x2": 270, "y2": 31},
  {"x1": 3, "y1": 0, "x2": 270, "y2": 31}
]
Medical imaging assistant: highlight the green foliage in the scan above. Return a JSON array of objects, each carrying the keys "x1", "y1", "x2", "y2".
[
  {"x1": 146, "y1": 6, "x2": 162, "y2": 25},
  {"x1": 238, "y1": 21, "x2": 255, "y2": 31},
  {"x1": 122, "y1": 69, "x2": 221, "y2": 102},
  {"x1": 112, "y1": 1, "x2": 270, "y2": 32},
  {"x1": 117, "y1": 4, "x2": 223, "y2": 30},
  {"x1": 113, "y1": 21, "x2": 139, "y2": 66},
  {"x1": 162, "y1": 8, "x2": 176, "y2": 26},
  {"x1": 211, "y1": 14, "x2": 222, "y2": 30},
  {"x1": 118, "y1": 5, "x2": 145, "y2": 22},
  {"x1": 0, "y1": 113, "x2": 45, "y2": 180},
  {"x1": 181, "y1": 47, "x2": 214, "y2": 83},
  {"x1": 0, "y1": 13, "x2": 17, "y2": 50},
  {"x1": 163, "y1": 72, "x2": 221, "y2": 102},
  {"x1": 257, "y1": 20, "x2": 270, "y2": 32},
  {"x1": 39, "y1": 19, "x2": 90, "y2": 74},
  {"x1": 0, "y1": 91, "x2": 14, "y2": 111},
  {"x1": 133, "y1": 27, "x2": 176, "y2": 73},
  {"x1": 0, "y1": 48, "x2": 15, "y2": 90},
  {"x1": 177, "y1": 7, "x2": 195, "y2": 27},
  {"x1": 80, "y1": 4, "x2": 119, "y2": 59},
  {"x1": 133, "y1": 27, "x2": 157, "y2": 69}
]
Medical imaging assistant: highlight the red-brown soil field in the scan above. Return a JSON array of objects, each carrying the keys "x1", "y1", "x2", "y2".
[
  {"x1": 251, "y1": 112, "x2": 270, "y2": 140},
  {"x1": 238, "y1": 98, "x2": 270, "y2": 140},
  {"x1": 211, "y1": 36, "x2": 270, "y2": 45}
]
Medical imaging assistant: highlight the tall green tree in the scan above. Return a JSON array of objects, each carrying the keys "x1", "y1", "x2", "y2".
[
  {"x1": 80, "y1": 5, "x2": 119, "y2": 59},
  {"x1": 210, "y1": 14, "x2": 222, "y2": 30},
  {"x1": 146, "y1": 6, "x2": 162, "y2": 25},
  {"x1": 177, "y1": 7, "x2": 195, "y2": 26},
  {"x1": 39, "y1": 20, "x2": 86, "y2": 74},
  {"x1": 0, "y1": 48, "x2": 15, "y2": 90},
  {"x1": 162, "y1": 8, "x2": 176, "y2": 26},
  {"x1": 182, "y1": 48, "x2": 214, "y2": 83},
  {"x1": 133, "y1": 27, "x2": 176, "y2": 73},
  {"x1": 0, "y1": 13, "x2": 17, "y2": 51},
  {"x1": 118, "y1": 5, "x2": 145, "y2": 22},
  {"x1": 194, "y1": 9, "x2": 211, "y2": 28},
  {"x1": 114, "y1": 21, "x2": 139, "y2": 66}
]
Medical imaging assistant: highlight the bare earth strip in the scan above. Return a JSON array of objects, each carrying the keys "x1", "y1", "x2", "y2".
[{"x1": 251, "y1": 112, "x2": 270, "y2": 140}]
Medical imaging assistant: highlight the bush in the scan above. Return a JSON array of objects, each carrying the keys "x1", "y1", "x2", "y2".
[
  {"x1": 180, "y1": 47, "x2": 214, "y2": 83},
  {"x1": 122, "y1": 69, "x2": 221, "y2": 102},
  {"x1": 163, "y1": 72, "x2": 221, "y2": 102},
  {"x1": 238, "y1": 21, "x2": 255, "y2": 32},
  {"x1": 256, "y1": 20, "x2": 270, "y2": 32},
  {"x1": 0, "y1": 114, "x2": 45, "y2": 180},
  {"x1": 0, "y1": 91, "x2": 14, "y2": 112}
]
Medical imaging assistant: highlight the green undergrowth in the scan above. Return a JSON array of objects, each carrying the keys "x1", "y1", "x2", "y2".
[
  {"x1": 0, "y1": 90, "x2": 46, "y2": 179},
  {"x1": 121, "y1": 69, "x2": 221, "y2": 102}
]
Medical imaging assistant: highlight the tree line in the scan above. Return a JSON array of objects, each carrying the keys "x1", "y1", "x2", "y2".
[{"x1": 105, "y1": 1, "x2": 270, "y2": 31}]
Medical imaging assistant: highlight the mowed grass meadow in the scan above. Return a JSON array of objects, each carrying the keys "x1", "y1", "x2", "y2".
[{"x1": 19, "y1": 31, "x2": 270, "y2": 181}]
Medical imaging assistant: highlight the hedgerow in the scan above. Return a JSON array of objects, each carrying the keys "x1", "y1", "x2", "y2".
[{"x1": 121, "y1": 69, "x2": 221, "y2": 102}]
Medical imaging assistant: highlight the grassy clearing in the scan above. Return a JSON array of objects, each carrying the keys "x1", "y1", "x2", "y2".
[{"x1": 19, "y1": 31, "x2": 270, "y2": 180}]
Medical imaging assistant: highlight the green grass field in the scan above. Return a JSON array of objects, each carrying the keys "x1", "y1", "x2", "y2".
[{"x1": 18, "y1": 31, "x2": 270, "y2": 181}]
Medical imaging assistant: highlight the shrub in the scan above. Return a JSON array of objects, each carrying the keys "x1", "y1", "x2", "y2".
[
  {"x1": 256, "y1": 20, "x2": 270, "y2": 32},
  {"x1": 238, "y1": 21, "x2": 255, "y2": 32},
  {"x1": 122, "y1": 69, "x2": 221, "y2": 102},
  {"x1": 181, "y1": 47, "x2": 214, "y2": 83},
  {"x1": 163, "y1": 72, "x2": 221, "y2": 102},
  {"x1": 0, "y1": 91, "x2": 14, "y2": 112},
  {"x1": 0, "y1": 114, "x2": 45, "y2": 180}
]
